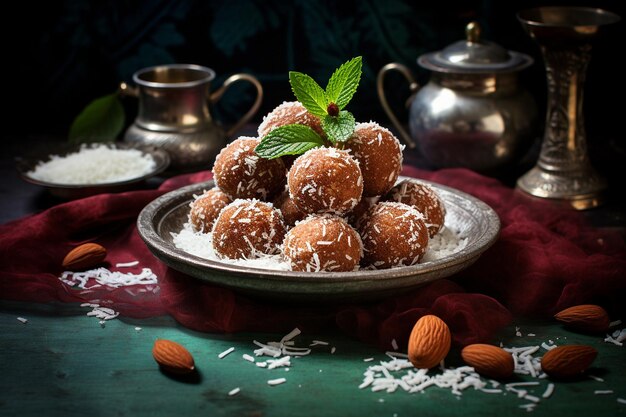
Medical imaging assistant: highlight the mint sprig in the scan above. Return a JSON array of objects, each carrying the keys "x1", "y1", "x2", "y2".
[
  {"x1": 290, "y1": 56, "x2": 361, "y2": 142},
  {"x1": 255, "y1": 124, "x2": 325, "y2": 159},
  {"x1": 325, "y1": 56, "x2": 362, "y2": 110},
  {"x1": 256, "y1": 56, "x2": 362, "y2": 159}
]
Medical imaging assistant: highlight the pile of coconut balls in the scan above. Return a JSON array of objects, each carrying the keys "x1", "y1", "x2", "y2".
[{"x1": 187, "y1": 101, "x2": 446, "y2": 272}]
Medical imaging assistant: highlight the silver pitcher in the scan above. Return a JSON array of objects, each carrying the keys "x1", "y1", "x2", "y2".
[
  {"x1": 122, "y1": 64, "x2": 263, "y2": 172},
  {"x1": 378, "y1": 22, "x2": 537, "y2": 173}
]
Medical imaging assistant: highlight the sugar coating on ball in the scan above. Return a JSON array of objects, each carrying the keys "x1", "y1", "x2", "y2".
[
  {"x1": 283, "y1": 215, "x2": 362, "y2": 272},
  {"x1": 211, "y1": 199, "x2": 286, "y2": 259},
  {"x1": 258, "y1": 101, "x2": 325, "y2": 138},
  {"x1": 213, "y1": 136, "x2": 286, "y2": 201},
  {"x1": 272, "y1": 188, "x2": 306, "y2": 228},
  {"x1": 359, "y1": 202, "x2": 429, "y2": 269},
  {"x1": 344, "y1": 122, "x2": 404, "y2": 197},
  {"x1": 385, "y1": 179, "x2": 446, "y2": 238},
  {"x1": 188, "y1": 187, "x2": 231, "y2": 233},
  {"x1": 288, "y1": 147, "x2": 363, "y2": 215}
]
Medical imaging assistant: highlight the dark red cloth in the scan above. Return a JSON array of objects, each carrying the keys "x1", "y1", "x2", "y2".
[{"x1": 1, "y1": 168, "x2": 624, "y2": 350}]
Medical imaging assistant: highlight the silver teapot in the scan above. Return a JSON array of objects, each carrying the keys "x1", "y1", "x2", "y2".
[{"x1": 378, "y1": 22, "x2": 537, "y2": 173}]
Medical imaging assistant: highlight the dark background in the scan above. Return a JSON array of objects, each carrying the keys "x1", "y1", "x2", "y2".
[{"x1": 4, "y1": 0, "x2": 625, "y2": 187}]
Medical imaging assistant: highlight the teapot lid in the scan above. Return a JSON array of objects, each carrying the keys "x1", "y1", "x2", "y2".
[{"x1": 418, "y1": 22, "x2": 533, "y2": 73}]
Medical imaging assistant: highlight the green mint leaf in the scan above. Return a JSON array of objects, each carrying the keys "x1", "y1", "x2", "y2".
[
  {"x1": 325, "y1": 56, "x2": 362, "y2": 110},
  {"x1": 321, "y1": 111, "x2": 355, "y2": 143},
  {"x1": 255, "y1": 124, "x2": 325, "y2": 159},
  {"x1": 289, "y1": 71, "x2": 328, "y2": 117},
  {"x1": 68, "y1": 92, "x2": 125, "y2": 144}
]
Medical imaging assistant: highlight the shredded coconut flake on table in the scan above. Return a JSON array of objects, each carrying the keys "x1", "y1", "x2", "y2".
[
  {"x1": 27, "y1": 144, "x2": 156, "y2": 185},
  {"x1": 604, "y1": 328, "x2": 626, "y2": 346},
  {"x1": 17, "y1": 317, "x2": 28, "y2": 324},
  {"x1": 84, "y1": 304, "x2": 119, "y2": 322},
  {"x1": 60, "y1": 267, "x2": 158, "y2": 289},
  {"x1": 267, "y1": 378, "x2": 287, "y2": 386},
  {"x1": 218, "y1": 347, "x2": 235, "y2": 359},
  {"x1": 228, "y1": 387, "x2": 240, "y2": 396}
]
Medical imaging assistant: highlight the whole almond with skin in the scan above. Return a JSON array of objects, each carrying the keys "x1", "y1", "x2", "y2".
[
  {"x1": 541, "y1": 345, "x2": 597, "y2": 379},
  {"x1": 461, "y1": 344, "x2": 514, "y2": 380},
  {"x1": 554, "y1": 304, "x2": 610, "y2": 333},
  {"x1": 62, "y1": 243, "x2": 107, "y2": 270},
  {"x1": 152, "y1": 339, "x2": 195, "y2": 374},
  {"x1": 408, "y1": 315, "x2": 451, "y2": 369}
]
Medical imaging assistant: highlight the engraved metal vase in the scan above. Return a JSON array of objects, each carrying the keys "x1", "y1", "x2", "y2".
[{"x1": 516, "y1": 7, "x2": 620, "y2": 209}]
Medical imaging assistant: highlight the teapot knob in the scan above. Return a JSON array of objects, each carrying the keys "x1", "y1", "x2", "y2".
[{"x1": 466, "y1": 21, "x2": 481, "y2": 43}]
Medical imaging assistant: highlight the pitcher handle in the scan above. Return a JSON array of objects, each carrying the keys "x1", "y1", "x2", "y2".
[
  {"x1": 377, "y1": 63, "x2": 420, "y2": 149},
  {"x1": 209, "y1": 73, "x2": 263, "y2": 137}
]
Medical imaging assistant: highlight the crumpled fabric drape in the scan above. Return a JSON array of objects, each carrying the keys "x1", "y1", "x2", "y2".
[{"x1": 1, "y1": 167, "x2": 624, "y2": 349}]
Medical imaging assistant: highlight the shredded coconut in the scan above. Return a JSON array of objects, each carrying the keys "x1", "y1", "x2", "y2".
[
  {"x1": 116, "y1": 261, "x2": 140, "y2": 268},
  {"x1": 60, "y1": 267, "x2": 158, "y2": 289},
  {"x1": 218, "y1": 347, "x2": 235, "y2": 359},
  {"x1": 27, "y1": 144, "x2": 156, "y2": 185},
  {"x1": 82, "y1": 303, "x2": 119, "y2": 324},
  {"x1": 267, "y1": 378, "x2": 287, "y2": 386}
]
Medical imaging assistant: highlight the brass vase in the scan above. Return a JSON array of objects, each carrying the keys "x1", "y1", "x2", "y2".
[{"x1": 516, "y1": 7, "x2": 620, "y2": 209}]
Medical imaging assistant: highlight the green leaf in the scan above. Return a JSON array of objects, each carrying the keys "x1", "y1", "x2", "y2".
[
  {"x1": 322, "y1": 111, "x2": 355, "y2": 143},
  {"x1": 289, "y1": 71, "x2": 328, "y2": 117},
  {"x1": 68, "y1": 92, "x2": 125, "y2": 144},
  {"x1": 325, "y1": 56, "x2": 362, "y2": 109},
  {"x1": 255, "y1": 124, "x2": 325, "y2": 159}
]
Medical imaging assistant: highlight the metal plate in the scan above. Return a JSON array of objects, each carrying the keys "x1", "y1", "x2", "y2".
[
  {"x1": 137, "y1": 178, "x2": 500, "y2": 303},
  {"x1": 16, "y1": 143, "x2": 170, "y2": 200}
]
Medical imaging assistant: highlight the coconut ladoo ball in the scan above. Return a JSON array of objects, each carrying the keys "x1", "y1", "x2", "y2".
[
  {"x1": 359, "y1": 202, "x2": 429, "y2": 269},
  {"x1": 283, "y1": 215, "x2": 362, "y2": 272},
  {"x1": 344, "y1": 122, "x2": 403, "y2": 197},
  {"x1": 346, "y1": 196, "x2": 379, "y2": 229},
  {"x1": 213, "y1": 136, "x2": 286, "y2": 201},
  {"x1": 272, "y1": 188, "x2": 306, "y2": 228},
  {"x1": 288, "y1": 147, "x2": 363, "y2": 216},
  {"x1": 212, "y1": 199, "x2": 286, "y2": 260},
  {"x1": 188, "y1": 188, "x2": 232, "y2": 233},
  {"x1": 258, "y1": 101, "x2": 325, "y2": 138},
  {"x1": 385, "y1": 179, "x2": 446, "y2": 238}
]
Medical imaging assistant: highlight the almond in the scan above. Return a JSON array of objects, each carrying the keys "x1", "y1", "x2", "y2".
[
  {"x1": 541, "y1": 345, "x2": 597, "y2": 379},
  {"x1": 152, "y1": 339, "x2": 195, "y2": 374},
  {"x1": 408, "y1": 315, "x2": 451, "y2": 369},
  {"x1": 461, "y1": 344, "x2": 514, "y2": 380},
  {"x1": 62, "y1": 243, "x2": 107, "y2": 270},
  {"x1": 554, "y1": 304, "x2": 610, "y2": 333}
]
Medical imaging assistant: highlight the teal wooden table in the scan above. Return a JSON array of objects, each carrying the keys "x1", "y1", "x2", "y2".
[{"x1": 1, "y1": 300, "x2": 624, "y2": 417}]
